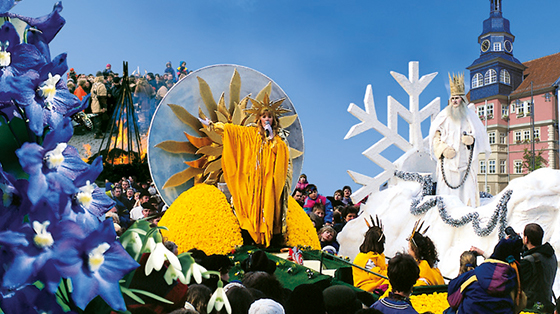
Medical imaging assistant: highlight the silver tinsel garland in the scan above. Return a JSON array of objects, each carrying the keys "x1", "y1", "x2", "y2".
[{"x1": 394, "y1": 170, "x2": 513, "y2": 238}]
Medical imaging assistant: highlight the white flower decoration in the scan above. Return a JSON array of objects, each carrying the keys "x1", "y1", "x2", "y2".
[
  {"x1": 39, "y1": 73, "x2": 61, "y2": 101},
  {"x1": 207, "y1": 284, "x2": 231, "y2": 314},
  {"x1": 145, "y1": 239, "x2": 182, "y2": 276},
  {"x1": 44, "y1": 143, "x2": 67, "y2": 169},
  {"x1": 33, "y1": 221, "x2": 54, "y2": 248}
]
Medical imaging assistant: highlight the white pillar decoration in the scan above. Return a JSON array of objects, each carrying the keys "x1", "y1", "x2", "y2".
[{"x1": 345, "y1": 61, "x2": 440, "y2": 203}]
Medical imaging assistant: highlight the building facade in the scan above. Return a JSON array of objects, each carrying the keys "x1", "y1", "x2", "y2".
[{"x1": 467, "y1": 0, "x2": 560, "y2": 194}]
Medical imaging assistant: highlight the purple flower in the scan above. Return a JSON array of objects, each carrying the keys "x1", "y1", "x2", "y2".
[
  {"x1": 0, "y1": 283, "x2": 75, "y2": 314},
  {"x1": 1, "y1": 218, "x2": 83, "y2": 295},
  {"x1": 69, "y1": 220, "x2": 139, "y2": 311},
  {"x1": 15, "y1": 118, "x2": 87, "y2": 206}
]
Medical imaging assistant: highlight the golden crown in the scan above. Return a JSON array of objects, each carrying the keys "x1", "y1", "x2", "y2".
[
  {"x1": 449, "y1": 72, "x2": 465, "y2": 96},
  {"x1": 245, "y1": 93, "x2": 291, "y2": 118},
  {"x1": 407, "y1": 219, "x2": 430, "y2": 248}
]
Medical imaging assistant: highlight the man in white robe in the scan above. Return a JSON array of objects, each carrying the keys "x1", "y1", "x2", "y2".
[{"x1": 428, "y1": 74, "x2": 490, "y2": 207}]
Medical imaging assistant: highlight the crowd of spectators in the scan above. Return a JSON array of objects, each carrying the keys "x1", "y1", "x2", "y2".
[
  {"x1": 104, "y1": 175, "x2": 166, "y2": 236},
  {"x1": 67, "y1": 61, "x2": 192, "y2": 137}
]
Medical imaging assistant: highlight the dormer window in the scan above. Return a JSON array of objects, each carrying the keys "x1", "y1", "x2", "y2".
[
  {"x1": 484, "y1": 69, "x2": 497, "y2": 85},
  {"x1": 472, "y1": 73, "x2": 484, "y2": 88},
  {"x1": 500, "y1": 69, "x2": 511, "y2": 85},
  {"x1": 493, "y1": 42, "x2": 502, "y2": 51}
]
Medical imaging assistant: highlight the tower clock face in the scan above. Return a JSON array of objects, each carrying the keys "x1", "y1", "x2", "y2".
[
  {"x1": 481, "y1": 39, "x2": 490, "y2": 52},
  {"x1": 504, "y1": 40, "x2": 513, "y2": 52}
]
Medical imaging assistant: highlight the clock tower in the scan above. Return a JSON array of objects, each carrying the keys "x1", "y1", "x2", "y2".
[{"x1": 467, "y1": 0, "x2": 525, "y2": 102}]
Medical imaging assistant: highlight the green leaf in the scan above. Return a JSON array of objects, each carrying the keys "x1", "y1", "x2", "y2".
[
  {"x1": 120, "y1": 286, "x2": 146, "y2": 305},
  {"x1": 128, "y1": 288, "x2": 175, "y2": 304}
]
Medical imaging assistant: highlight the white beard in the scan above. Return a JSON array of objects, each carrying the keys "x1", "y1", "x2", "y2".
[{"x1": 449, "y1": 103, "x2": 467, "y2": 123}]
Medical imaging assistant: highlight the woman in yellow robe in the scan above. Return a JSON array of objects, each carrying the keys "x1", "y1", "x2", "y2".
[
  {"x1": 408, "y1": 232, "x2": 445, "y2": 286},
  {"x1": 353, "y1": 217, "x2": 389, "y2": 292},
  {"x1": 218, "y1": 99, "x2": 290, "y2": 247}
]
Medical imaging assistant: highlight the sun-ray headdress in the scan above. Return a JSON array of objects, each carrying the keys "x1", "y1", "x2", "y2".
[
  {"x1": 245, "y1": 93, "x2": 291, "y2": 119},
  {"x1": 364, "y1": 215, "x2": 384, "y2": 242},
  {"x1": 407, "y1": 219, "x2": 430, "y2": 248},
  {"x1": 449, "y1": 72, "x2": 465, "y2": 96}
]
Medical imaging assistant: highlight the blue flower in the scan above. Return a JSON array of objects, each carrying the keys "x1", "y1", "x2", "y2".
[
  {"x1": 15, "y1": 118, "x2": 87, "y2": 206},
  {"x1": 1, "y1": 218, "x2": 83, "y2": 295},
  {"x1": 0, "y1": 283, "x2": 75, "y2": 314},
  {"x1": 69, "y1": 219, "x2": 139, "y2": 311},
  {"x1": 2, "y1": 1, "x2": 65, "y2": 61}
]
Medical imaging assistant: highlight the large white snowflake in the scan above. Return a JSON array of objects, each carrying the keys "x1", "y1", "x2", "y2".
[{"x1": 345, "y1": 61, "x2": 441, "y2": 202}]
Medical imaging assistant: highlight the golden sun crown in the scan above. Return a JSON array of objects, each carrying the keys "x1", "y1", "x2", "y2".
[
  {"x1": 245, "y1": 93, "x2": 291, "y2": 118},
  {"x1": 449, "y1": 72, "x2": 465, "y2": 96}
]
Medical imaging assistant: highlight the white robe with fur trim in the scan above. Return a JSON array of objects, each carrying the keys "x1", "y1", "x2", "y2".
[{"x1": 428, "y1": 104, "x2": 490, "y2": 207}]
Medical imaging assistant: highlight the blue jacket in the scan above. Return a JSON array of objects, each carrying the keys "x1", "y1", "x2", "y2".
[
  {"x1": 447, "y1": 259, "x2": 517, "y2": 314},
  {"x1": 372, "y1": 294, "x2": 418, "y2": 314}
]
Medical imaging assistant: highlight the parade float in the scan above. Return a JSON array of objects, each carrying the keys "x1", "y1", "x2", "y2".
[{"x1": 337, "y1": 61, "x2": 560, "y2": 297}]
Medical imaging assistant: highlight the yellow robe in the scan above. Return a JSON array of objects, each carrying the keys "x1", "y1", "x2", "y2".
[
  {"x1": 415, "y1": 259, "x2": 445, "y2": 286},
  {"x1": 221, "y1": 124, "x2": 289, "y2": 247},
  {"x1": 353, "y1": 252, "x2": 389, "y2": 292}
]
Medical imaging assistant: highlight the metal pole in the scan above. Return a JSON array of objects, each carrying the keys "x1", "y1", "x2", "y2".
[{"x1": 531, "y1": 82, "x2": 535, "y2": 171}]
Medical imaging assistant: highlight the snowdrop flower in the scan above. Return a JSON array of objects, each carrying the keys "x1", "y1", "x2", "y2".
[
  {"x1": 120, "y1": 231, "x2": 143, "y2": 255},
  {"x1": 164, "y1": 262, "x2": 186, "y2": 285},
  {"x1": 185, "y1": 260, "x2": 208, "y2": 284},
  {"x1": 145, "y1": 239, "x2": 182, "y2": 276},
  {"x1": 207, "y1": 282, "x2": 231, "y2": 314},
  {"x1": 39, "y1": 73, "x2": 60, "y2": 101},
  {"x1": 44, "y1": 143, "x2": 67, "y2": 169}
]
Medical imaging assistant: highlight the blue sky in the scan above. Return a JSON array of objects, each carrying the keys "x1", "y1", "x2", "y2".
[{"x1": 13, "y1": 0, "x2": 560, "y2": 196}]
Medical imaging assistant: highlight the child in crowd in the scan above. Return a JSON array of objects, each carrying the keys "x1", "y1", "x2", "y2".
[
  {"x1": 312, "y1": 203, "x2": 326, "y2": 226},
  {"x1": 353, "y1": 216, "x2": 389, "y2": 293},
  {"x1": 447, "y1": 237, "x2": 525, "y2": 314},
  {"x1": 318, "y1": 225, "x2": 339, "y2": 254},
  {"x1": 371, "y1": 253, "x2": 420, "y2": 313},
  {"x1": 308, "y1": 212, "x2": 323, "y2": 232},
  {"x1": 296, "y1": 173, "x2": 308, "y2": 191},
  {"x1": 303, "y1": 184, "x2": 333, "y2": 224},
  {"x1": 327, "y1": 189, "x2": 344, "y2": 208},
  {"x1": 343, "y1": 205, "x2": 358, "y2": 222},
  {"x1": 342, "y1": 185, "x2": 354, "y2": 206},
  {"x1": 334, "y1": 205, "x2": 359, "y2": 233},
  {"x1": 458, "y1": 251, "x2": 477, "y2": 276}
]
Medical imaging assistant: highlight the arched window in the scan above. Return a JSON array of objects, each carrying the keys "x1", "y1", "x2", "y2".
[
  {"x1": 500, "y1": 69, "x2": 511, "y2": 85},
  {"x1": 484, "y1": 69, "x2": 497, "y2": 85},
  {"x1": 472, "y1": 73, "x2": 484, "y2": 88}
]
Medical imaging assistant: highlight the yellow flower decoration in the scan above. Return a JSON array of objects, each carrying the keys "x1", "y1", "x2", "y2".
[
  {"x1": 159, "y1": 184, "x2": 243, "y2": 255},
  {"x1": 410, "y1": 292, "x2": 449, "y2": 314},
  {"x1": 284, "y1": 196, "x2": 320, "y2": 250}
]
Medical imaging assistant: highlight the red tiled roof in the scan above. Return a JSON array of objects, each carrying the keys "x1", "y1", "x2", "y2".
[{"x1": 511, "y1": 52, "x2": 560, "y2": 97}]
